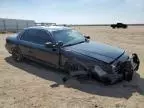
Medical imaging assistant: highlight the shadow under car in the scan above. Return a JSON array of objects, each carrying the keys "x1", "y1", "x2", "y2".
[{"x1": 5, "y1": 56, "x2": 144, "y2": 99}]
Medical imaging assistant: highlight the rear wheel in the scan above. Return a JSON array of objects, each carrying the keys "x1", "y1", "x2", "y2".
[{"x1": 12, "y1": 47, "x2": 23, "y2": 62}]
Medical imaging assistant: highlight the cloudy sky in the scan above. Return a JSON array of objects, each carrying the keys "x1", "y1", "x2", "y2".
[{"x1": 0, "y1": 0, "x2": 144, "y2": 24}]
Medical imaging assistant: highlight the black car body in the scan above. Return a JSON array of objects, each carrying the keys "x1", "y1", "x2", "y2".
[
  {"x1": 5, "y1": 26, "x2": 140, "y2": 84},
  {"x1": 111, "y1": 23, "x2": 128, "y2": 29}
]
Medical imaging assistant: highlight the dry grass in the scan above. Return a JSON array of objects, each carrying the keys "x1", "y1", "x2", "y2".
[{"x1": 0, "y1": 26, "x2": 144, "y2": 108}]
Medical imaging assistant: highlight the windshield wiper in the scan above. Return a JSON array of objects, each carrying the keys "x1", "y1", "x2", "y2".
[
  {"x1": 75, "y1": 40, "x2": 85, "y2": 44},
  {"x1": 64, "y1": 40, "x2": 85, "y2": 47},
  {"x1": 64, "y1": 43, "x2": 74, "y2": 47}
]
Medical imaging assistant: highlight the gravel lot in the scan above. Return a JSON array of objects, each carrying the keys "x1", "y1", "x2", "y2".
[{"x1": 0, "y1": 26, "x2": 144, "y2": 108}]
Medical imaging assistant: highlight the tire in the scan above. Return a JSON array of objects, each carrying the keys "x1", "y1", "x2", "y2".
[{"x1": 12, "y1": 47, "x2": 23, "y2": 62}]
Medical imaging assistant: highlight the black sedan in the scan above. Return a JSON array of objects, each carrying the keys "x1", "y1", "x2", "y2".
[
  {"x1": 111, "y1": 23, "x2": 128, "y2": 29},
  {"x1": 5, "y1": 26, "x2": 140, "y2": 84}
]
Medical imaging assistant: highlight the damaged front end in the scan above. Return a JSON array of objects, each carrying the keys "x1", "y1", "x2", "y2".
[
  {"x1": 63, "y1": 52, "x2": 140, "y2": 85},
  {"x1": 120, "y1": 53, "x2": 140, "y2": 81},
  {"x1": 92, "y1": 53, "x2": 140, "y2": 84}
]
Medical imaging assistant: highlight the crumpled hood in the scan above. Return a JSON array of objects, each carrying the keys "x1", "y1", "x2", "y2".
[{"x1": 64, "y1": 41, "x2": 125, "y2": 63}]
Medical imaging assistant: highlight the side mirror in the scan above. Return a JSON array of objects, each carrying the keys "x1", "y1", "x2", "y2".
[
  {"x1": 45, "y1": 42, "x2": 56, "y2": 48},
  {"x1": 84, "y1": 35, "x2": 90, "y2": 39}
]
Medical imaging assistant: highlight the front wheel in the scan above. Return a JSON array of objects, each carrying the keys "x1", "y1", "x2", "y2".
[{"x1": 12, "y1": 47, "x2": 23, "y2": 62}]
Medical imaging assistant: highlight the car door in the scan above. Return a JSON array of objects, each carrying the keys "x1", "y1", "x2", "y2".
[
  {"x1": 29, "y1": 29, "x2": 59, "y2": 67},
  {"x1": 18, "y1": 29, "x2": 34, "y2": 58}
]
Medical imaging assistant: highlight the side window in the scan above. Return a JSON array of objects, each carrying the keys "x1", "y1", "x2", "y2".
[
  {"x1": 20, "y1": 29, "x2": 51, "y2": 45},
  {"x1": 20, "y1": 30, "x2": 29, "y2": 41},
  {"x1": 20, "y1": 29, "x2": 37, "y2": 42},
  {"x1": 34, "y1": 30, "x2": 51, "y2": 44}
]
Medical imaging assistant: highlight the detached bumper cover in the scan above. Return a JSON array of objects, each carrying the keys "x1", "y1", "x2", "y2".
[
  {"x1": 131, "y1": 53, "x2": 140, "y2": 71},
  {"x1": 123, "y1": 53, "x2": 140, "y2": 81}
]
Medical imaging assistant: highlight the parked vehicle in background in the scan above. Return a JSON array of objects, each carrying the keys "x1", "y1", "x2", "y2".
[
  {"x1": 5, "y1": 26, "x2": 139, "y2": 84},
  {"x1": 111, "y1": 23, "x2": 128, "y2": 29}
]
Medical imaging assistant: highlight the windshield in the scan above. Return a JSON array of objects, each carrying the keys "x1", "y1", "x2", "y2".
[{"x1": 52, "y1": 29, "x2": 85, "y2": 46}]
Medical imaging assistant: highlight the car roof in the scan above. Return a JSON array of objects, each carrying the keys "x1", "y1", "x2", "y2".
[{"x1": 25, "y1": 26, "x2": 71, "y2": 32}]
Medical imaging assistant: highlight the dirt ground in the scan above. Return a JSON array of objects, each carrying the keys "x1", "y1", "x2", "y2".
[{"x1": 0, "y1": 26, "x2": 144, "y2": 108}]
